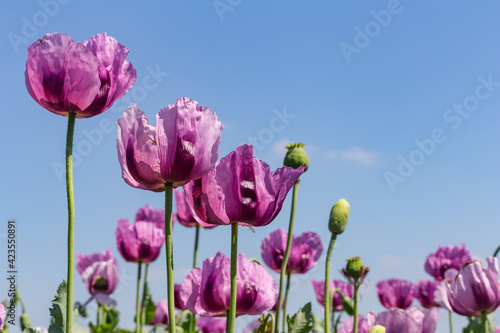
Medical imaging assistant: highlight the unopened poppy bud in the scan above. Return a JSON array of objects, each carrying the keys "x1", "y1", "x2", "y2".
[
  {"x1": 329, "y1": 199, "x2": 350, "y2": 234},
  {"x1": 284, "y1": 143, "x2": 309, "y2": 171},
  {"x1": 21, "y1": 313, "x2": 31, "y2": 330},
  {"x1": 369, "y1": 325, "x2": 386, "y2": 333},
  {"x1": 343, "y1": 257, "x2": 369, "y2": 284}
]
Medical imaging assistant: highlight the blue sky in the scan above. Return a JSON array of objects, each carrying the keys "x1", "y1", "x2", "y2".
[{"x1": 1, "y1": 1, "x2": 500, "y2": 332}]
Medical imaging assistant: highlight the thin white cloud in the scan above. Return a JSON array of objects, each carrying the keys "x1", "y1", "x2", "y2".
[
  {"x1": 380, "y1": 254, "x2": 407, "y2": 268},
  {"x1": 325, "y1": 146, "x2": 379, "y2": 166}
]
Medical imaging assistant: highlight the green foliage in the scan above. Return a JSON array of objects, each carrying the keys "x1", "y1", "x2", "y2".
[
  {"x1": 22, "y1": 328, "x2": 40, "y2": 333},
  {"x1": 311, "y1": 313, "x2": 324, "y2": 332},
  {"x1": 287, "y1": 303, "x2": 314, "y2": 333},
  {"x1": 174, "y1": 310, "x2": 195, "y2": 333},
  {"x1": 462, "y1": 314, "x2": 495, "y2": 333},
  {"x1": 141, "y1": 283, "x2": 157, "y2": 325},
  {"x1": 73, "y1": 302, "x2": 87, "y2": 318},
  {"x1": 89, "y1": 305, "x2": 120, "y2": 333},
  {"x1": 48, "y1": 281, "x2": 87, "y2": 333}
]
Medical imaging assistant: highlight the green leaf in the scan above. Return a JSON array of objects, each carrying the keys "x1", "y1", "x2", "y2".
[
  {"x1": 141, "y1": 283, "x2": 157, "y2": 325},
  {"x1": 311, "y1": 313, "x2": 324, "y2": 332},
  {"x1": 23, "y1": 328, "x2": 40, "y2": 333},
  {"x1": 47, "y1": 280, "x2": 88, "y2": 333},
  {"x1": 287, "y1": 302, "x2": 314, "y2": 333}
]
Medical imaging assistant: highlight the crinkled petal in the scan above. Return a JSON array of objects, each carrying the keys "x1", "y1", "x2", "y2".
[
  {"x1": 235, "y1": 253, "x2": 278, "y2": 316},
  {"x1": 156, "y1": 97, "x2": 223, "y2": 187},
  {"x1": 93, "y1": 293, "x2": 117, "y2": 306},
  {"x1": 115, "y1": 219, "x2": 140, "y2": 262},
  {"x1": 76, "y1": 249, "x2": 113, "y2": 274},
  {"x1": 117, "y1": 104, "x2": 165, "y2": 191},
  {"x1": 150, "y1": 300, "x2": 169, "y2": 325},
  {"x1": 180, "y1": 267, "x2": 216, "y2": 316},
  {"x1": 25, "y1": 33, "x2": 101, "y2": 116},
  {"x1": 82, "y1": 33, "x2": 136, "y2": 112},
  {"x1": 261, "y1": 228, "x2": 287, "y2": 273}
]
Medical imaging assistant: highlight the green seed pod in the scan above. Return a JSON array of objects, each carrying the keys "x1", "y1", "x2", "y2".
[
  {"x1": 369, "y1": 325, "x2": 386, "y2": 333},
  {"x1": 21, "y1": 313, "x2": 31, "y2": 330},
  {"x1": 328, "y1": 198, "x2": 350, "y2": 234},
  {"x1": 284, "y1": 143, "x2": 309, "y2": 171},
  {"x1": 345, "y1": 257, "x2": 364, "y2": 281}
]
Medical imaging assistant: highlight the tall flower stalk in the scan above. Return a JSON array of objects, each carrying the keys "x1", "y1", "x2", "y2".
[
  {"x1": 65, "y1": 112, "x2": 76, "y2": 333},
  {"x1": 342, "y1": 257, "x2": 369, "y2": 333},
  {"x1": 26, "y1": 32, "x2": 136, "y2": 332},
  {"x1": 323, "y1": 233, "x2": 337, "y2": 333},
  {"x1": 135, "y1": 263, "x2": 143, "y2": 333},
  {"x1": 165, "y1": 183, "x2": 175, "y2": 333},
  {"x1": 324, "y1": 198, "x2": 350, "y2": 333},
  {"x1": 275, "y1": 180, "x2": 299, "y2": 331},
  {"x1": 227, "y1": 222, "x2": 239, "y2": 333},
  {"x1": 116, "y1": 98, "x2": 224, "y2": 333},
  {"x1": 275, "y1": 143, "x2": 309, "y2": 333}
]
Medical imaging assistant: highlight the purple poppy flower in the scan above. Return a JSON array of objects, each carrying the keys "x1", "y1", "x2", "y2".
[
  {"x1": 184, "y1": 144, "x2": 304, "y2": 227},
  {"x1": 0, "y1": 303, "x2": 6, "y2": 330},
  {"x1": 414, "y1": 280, "x2": 440, "y2": 308},
  {"x1": 174, "y1": 284, "x2": 187, "y2": 310},
  {"x1": 174, "y1": 188, "x2": 209, "y2": 228},
  {"x1": 373, "y1": 307, "x2": 439, "y2": 333},
  {"x1": 261, "y1": 229, "x2": 322, "y2": 274},
  {"x1": 115, "y1": 218, "x2": 164, "y2": 263},
  {"x1": 311, "y1": 279, "x2": 354, "y2": 312},
  {"x1": 435, "y1": 257, "x2": 500, "y2": 317},
  {"x1": 150, "y1": 300, "x2": 169, "y2": 325},
  {"x1": 376, "y1": 278, "x2": 415, "y2": 310},
  {"x1": 76, "y1": 249, "x2": 119, "y2": 306},
  {"x1": 135, "y1": 204, "x2": 165, "y2": 229},
  {"x1": 197, "y1": 316, "x2": 226, "y2": 333},
  {"x1": 424, "y1": 244, "x2": 473, "y2": 281},
  {"x1": 337, "y1": 313, "x2": 375, "y2": 333},
  {"x1": 117, "y1": 98, "x2": 224, "y2": 191},
  {"x1": 180, "y1": 252, "x2": 277, "y2": 317},
  {"x1": 25, "y1": 33, "x2": 136, "y2": 118}
]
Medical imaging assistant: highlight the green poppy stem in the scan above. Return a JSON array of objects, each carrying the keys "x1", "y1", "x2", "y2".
[
  {"x1": 282, "y1": 272, "x2": 291, "y2": 332},
  {"x1": 275, "y1": 180, "x2": 299, "y2": 333},
  {"x1": 482, "y1": 311, "x2": 488, "y2": 333},
  {"x1": 136, "y1": 262, "x2": 143, "y2": 333},
  {"x1": 164, "y1": 182, "x2": 176, "y2": 333},
  {"x1": 189, "y1": 225, "x2": 200, "y2": 333},
  {"x1": 65, "y1": 112, "x2": 76, "y2": 333},
  {"x1": 331, "y1": 310, "x2": 335, "y2": 333},
  {"x1": 353, "y1": 282, "x2": 360, "y2": 333},
  {"x1": 141, "y1": 263, "x2": 150, "y2": 332},
  {"x1": 96, "y1": 303, "x2": 101, "y2": 328},
  {"x1": 324, "y1": 233, "x2": 337, "y2": 333},
  {"x1": 227, "y1": 222, "x2": 238, "y2": 333},
  {"x1": 448, "y1": 311, "x2": 453, "y2": 333},
  {"x1": 193, "y1": 225, "x2": 200, "y2": 268},
  {"x1": 493, "y1": 245, "x2": 500, "y2": 258}
]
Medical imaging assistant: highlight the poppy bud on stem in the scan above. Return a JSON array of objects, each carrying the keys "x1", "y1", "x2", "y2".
[
  {"x1": 324, "y1": 199, "x2": 350, "y2": 333},
  {"x1": 343, "y1": 257, "x2": 369, "y2": 333},
  {"x1": 275, "y1": 143, "x2": 308, "y2": 333}
]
